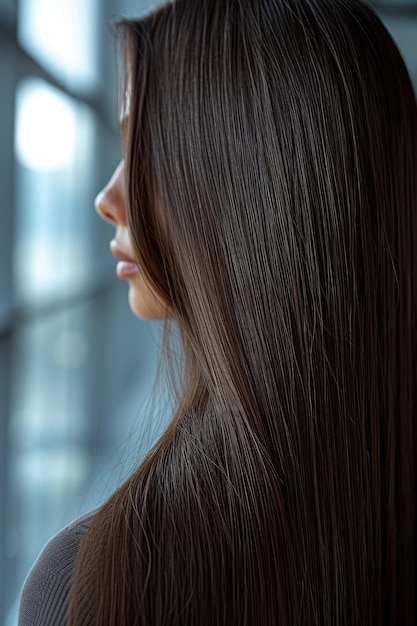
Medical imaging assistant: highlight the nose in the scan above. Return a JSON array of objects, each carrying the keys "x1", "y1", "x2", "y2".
[{"x1": 95, "y1": 161, "x2": 127, "y2": 226}]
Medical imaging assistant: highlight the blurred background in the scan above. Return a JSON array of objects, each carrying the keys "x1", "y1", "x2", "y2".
[{"x1": 0, "y1": 0, "x2": 416, "y2": 624}]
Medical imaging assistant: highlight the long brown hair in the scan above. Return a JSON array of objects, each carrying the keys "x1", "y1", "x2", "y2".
[{"x1": 69, "y1": 0, "x2": 417, "y2": 623}]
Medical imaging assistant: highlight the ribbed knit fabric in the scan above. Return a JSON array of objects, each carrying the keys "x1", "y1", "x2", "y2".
[{"x1": 18, "y1": 509, "x2": 96, "y2": 626}]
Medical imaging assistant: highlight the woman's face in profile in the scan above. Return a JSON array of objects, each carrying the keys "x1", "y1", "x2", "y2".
[{"x1": 95, "y1": 161, "x2": 168, "y2": 320}]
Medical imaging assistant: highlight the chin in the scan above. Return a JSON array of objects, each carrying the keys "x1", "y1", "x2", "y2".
[{"x1": 128, "y1": 283, "x2": 167, "y2": 321}]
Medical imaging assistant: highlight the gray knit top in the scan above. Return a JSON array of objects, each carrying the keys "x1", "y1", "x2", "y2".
[{"x1": 18, "y1": 509, "x2": 96, "y2": 626}]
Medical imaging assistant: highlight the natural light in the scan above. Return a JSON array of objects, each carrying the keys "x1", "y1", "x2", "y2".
[{"x1": 15, "y1": 79, "x2": 77, "y2": 171}]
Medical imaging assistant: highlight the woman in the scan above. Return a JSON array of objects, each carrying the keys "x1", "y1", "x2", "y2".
[{"x1": 19, "y1": 0, "x2": 416, "y2": 624}]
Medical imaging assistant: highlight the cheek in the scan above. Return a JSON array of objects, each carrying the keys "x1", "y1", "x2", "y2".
[{"x1": 127, "y1": 274, "x2": 168, "y2": 320}]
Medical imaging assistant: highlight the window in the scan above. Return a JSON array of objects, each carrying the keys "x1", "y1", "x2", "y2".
[
  {"x1": 18, "y1": 0, "x2": 99, "y2": 91},
  {"x1": 1, "y1": 2, "x2": 166, "y2": 625},
  {"x1": 14, "y1": 78, "x2": 95, "y2": 304}
]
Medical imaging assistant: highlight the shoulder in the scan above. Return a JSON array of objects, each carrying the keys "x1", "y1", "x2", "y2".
[{"x1": 18, "y1": 509, "x2": 97, "y2": 626}]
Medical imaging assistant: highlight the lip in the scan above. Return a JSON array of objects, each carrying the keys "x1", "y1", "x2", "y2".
[
  {"x1": 109, "y1": 239, "x2": 139, "y2": 279},
  {"x1": 110, "y1": 239, "x2": 135, "y2": 262}
]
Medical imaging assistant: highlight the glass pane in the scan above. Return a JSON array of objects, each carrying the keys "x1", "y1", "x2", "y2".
[
  {"x1": 13, "y1": 77, "x2": 98, "y2": 305},
  {"x1": 0, "y1": 0, "x2": 15, "y2": 19},
  {"x1": 374, "y1": 0, "x2": 417, "y2": 6},
  {"x1": 116, "y1": 0, "x2": 165, "y2": 16},
  {"x1": 5, "y1": 305, "x2": 91, "y2": 625},
  {"x1": 5, "y1": 293, "x2": 166, "y2": 625},
  {"x1": 18, "y1": 0, "x2": 99, "y2": 91},
  {"x1": 0, "y1": 38, "x2": 15, "y2": 330},
  {"x1": 380, "y1": 16, "x2": 417, "y2": 90},
  {"x1": 0, "y1": 336, "x2": 13, "y2": 625}
]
